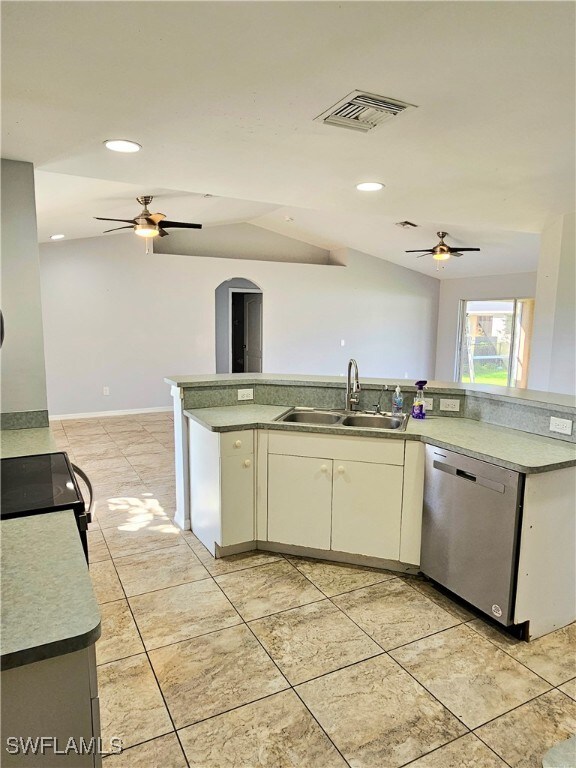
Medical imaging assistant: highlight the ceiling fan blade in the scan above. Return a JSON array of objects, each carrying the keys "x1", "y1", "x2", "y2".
[
  {"x1": 158, "y1": 228, "x2": 169, "y2": 237},
  {"x1": 102, "y1": 225, "x2": 134, "y2": 233},
  {"x1": 416, "y1": 254, "x2": 428, "y2": 258},
  {"x1": 149, "y1": 213, "x2": 166, "y2": 224},
  {"x1": 160, "y1": 220, "x2": 203, "y2": 229},
  {"x1": 94, "y1": 217, "x2": 136, "y2": 224},
  {"x1": 405, "y1": 249, "x2": 434, "y2": 253},
  {"x1": 449, "y1": 247, "x2": 480, "y2": 252},
  {"x1": 451, "y1": 252, "x2": 463, "y2": 257}
]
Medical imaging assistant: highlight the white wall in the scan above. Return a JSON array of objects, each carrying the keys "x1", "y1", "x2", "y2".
[
  {"x1": 529, "y1": 212, "x2": 575, "y2": 395},
  {"x1": 1, "y1": 159, "x2": 48, "y2": 415},
  {"x1": 434, "y1": 272, "x2": 537, "y2": 381},
  {"x1": 39, "y1": 236, "x2": 439, "y2": 416}
]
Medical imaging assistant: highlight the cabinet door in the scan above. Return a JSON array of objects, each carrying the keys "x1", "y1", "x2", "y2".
[
  {"x1": 268, "y1": 455, "x2": 332, "y2": 549},
  {"x1": 332, "y1": 461, "x2": 403, "y2": 559},
  {"x1": 220, "y1": 455, "x2": 255, "y2": 546}
]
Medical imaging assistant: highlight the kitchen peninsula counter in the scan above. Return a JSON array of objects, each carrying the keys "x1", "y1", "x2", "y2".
[{"x1": 185, "y1": 404, "x2": 576, "y2": 474}]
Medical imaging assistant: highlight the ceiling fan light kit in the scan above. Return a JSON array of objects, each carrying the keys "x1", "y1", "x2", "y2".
[
  {"x1": 95, "y1": 195, "x2": 203, "y2": 249},
  {"x1": 405, "y1": 231, "x2": 480, "y2": 269}
]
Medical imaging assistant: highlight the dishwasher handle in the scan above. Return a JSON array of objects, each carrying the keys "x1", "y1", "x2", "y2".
[{"x1": 433, "y1": 459, "x2": 505, "y2": 493}]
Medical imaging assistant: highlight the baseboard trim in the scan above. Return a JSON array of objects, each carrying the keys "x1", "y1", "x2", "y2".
[{"x1": 51, "y1": 406, "x2": 172, "y2": 421}]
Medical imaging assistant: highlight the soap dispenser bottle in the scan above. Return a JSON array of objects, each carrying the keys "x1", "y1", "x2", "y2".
[
  {"x1": 392, "y1": 386, "x2": 404, "y2": 414},
  {"x1": 411, "y1": 380, "x2": 428, "y2": 419}
]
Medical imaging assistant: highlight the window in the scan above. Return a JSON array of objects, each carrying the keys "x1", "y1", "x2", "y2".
[{"x1": 456, "y1": 299, "x2": 535, "y2": 387}]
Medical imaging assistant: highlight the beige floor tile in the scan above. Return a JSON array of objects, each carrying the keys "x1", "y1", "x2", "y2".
[
  {"x1": 287, "y1": 555, "x2": 396, "y2": 597},
  {"x1": 99, "y1": 654, "x2": 173, "y2": 750},
  {"x1": 128, "y1": 456, "x2": 175, "y2": 474},
  {"x1": 468, "y1": 619, "x2": 576, "y2": 685},
  {"x1": 250, "y1": 599, "x2": 382, "y2": 684},
  {"x1": 96, "y1": 599, "x2": 144, "y2": 665},
  {"x1": 104, "y1": 421, "x2": 147, "y2": 434},
  {"x1": 143, "y1": 422, "x2": 174, "y2": 434},
  {"x1": 183, "y1": 534, "x2": 281, "y2": 574},
  {"x1": 135, "y1": 467, "x2": 175, "y2": 485},
  {"x1": 111, "y1": 431, "x2": 161, "y2": 447},
  {"x1": 129, "y1": 579, "x2": 242, "y2": 650},
  {"x1": 149, "y1": 624, "x2": 288, "y2": 729},
  {"x1": 476, "y1": 689, "x2": 576, "y2": 768},
  {"x1": 102, "y1": 521, "x2": 185, "y2": 558},
  {"x1": 402, "y1": 575, "x2": 477, "y2": 622},
  {"x1": 215, "y1": 560, "x2": 324, "y2": 621},
  {"x1": 77, "y1": 456, "x2": 134, "y2": 473},
  {"x1": 103, "y1": 732, "x2": 186, "y2": 767},
  {"x1": 95, "y1": 493, "x2": 172, "y2": 531},
  {"x1": 297, "y1": 654, "x2": 466, "y2": 768},
  {"x1": 93, "y1": 481, "x2": 151, "y2": 500},
  {"x1": 90, "y1": 560, "x2": 124, "y2": 604},
  {"x1": 65, "y1": 434, "x2": 116, "y2": 449},
  {"x1": 407, "y1": 733, "x2": 508, "y2": 767},
  {"x1": 134, "y1": 411, "x2": 173, "y2": 422},
  {"x1": 390, "y1": 624, "x2": 551, "y2": 729},
  {"x1": 53, "y1": 434, "x2": 71, "y2": 449},
  {"x1": 333, "y1": 578, "x2": 460, "y2": 650},
  {"x1": 179, "y1": 689, "x2": 349, "y2": 768},
  {"x1": 72, "y1": 443, "x2": 125, "y2": 461},
  {"x1": 62, "y1": 418, "x2": 103, "y2": 428},
  {"x1": 559, "y1": 678, "x2": 576, "y2": 701},
  {"x1": 87, "y1": 529, "x2": 111, "y2": 563},
  {"x1": 88, "y1": 467, "x2": 142, "y2": 486},
  {"x1": 120, "y1": 441, "x2": 168, "y2": 458},
  {"x1": 64, "y1": 423, "x2": 108, "y2": 437},
  {"x1": 115, "y1": 545, "x2": 209, "y2": 597}
]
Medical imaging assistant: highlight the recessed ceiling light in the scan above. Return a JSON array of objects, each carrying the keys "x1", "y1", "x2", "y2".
[
  {"x1": 104, "y1": 139, "x2": 141, "y2": 153},
  {"x1": 356, "y1": 182, "x2": 384, "y2": 192},
  {"x1": 50, "y1": 234, "x2": 65, "y2": 240}
]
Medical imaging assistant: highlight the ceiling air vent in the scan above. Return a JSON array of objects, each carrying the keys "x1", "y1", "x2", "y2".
[{"x1": 315, "y1": 91, "x2": 416, "y2": 133}]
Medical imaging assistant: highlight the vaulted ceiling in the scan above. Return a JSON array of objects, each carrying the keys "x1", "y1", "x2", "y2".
[{"x1": 2, "y1": 1, "x2": 574, "y2": 278}]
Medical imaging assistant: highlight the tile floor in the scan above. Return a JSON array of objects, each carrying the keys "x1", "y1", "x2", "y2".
[{"x1": 52, "y1": 412, "x2": 576, "y2": 768}]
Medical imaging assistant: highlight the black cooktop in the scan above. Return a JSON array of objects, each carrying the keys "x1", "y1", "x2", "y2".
[{"x1": 0, "y1": 452, "x2": 84, "y2": 519}]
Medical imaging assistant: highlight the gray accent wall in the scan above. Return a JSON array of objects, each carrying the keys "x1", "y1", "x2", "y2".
[{"x1": 1, "y1": 159, "x2": 48, "y2": 425}]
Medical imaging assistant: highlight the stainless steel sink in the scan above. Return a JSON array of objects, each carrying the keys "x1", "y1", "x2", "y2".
[
  {"x1": 278, "y1": 408, "x2": 344, "y2": 425},
  {"x1": 341, "y1": 413, "x2": 408, "y2": 430},
  {"x1": 276, "y1": 407, "x2": 408, "y2": 431}
]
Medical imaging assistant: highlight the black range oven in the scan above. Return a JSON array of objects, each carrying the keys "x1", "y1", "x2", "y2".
[{"x1": 0, "y1": 452, "x2": 93, "y2": 562}]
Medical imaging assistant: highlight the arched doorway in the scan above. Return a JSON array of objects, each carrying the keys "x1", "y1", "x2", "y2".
[{"x1": 215, "y1": 278, "x2": 263, "y2": 374}]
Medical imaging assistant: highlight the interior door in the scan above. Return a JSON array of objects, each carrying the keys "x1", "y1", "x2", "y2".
[{"x1": 244, "y1": 293, "x2": 262, "y2": 372}]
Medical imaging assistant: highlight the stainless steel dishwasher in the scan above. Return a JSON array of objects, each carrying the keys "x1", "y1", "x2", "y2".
[{"x1": 421, "y1": 445, "x2": 524, "y2": 626}]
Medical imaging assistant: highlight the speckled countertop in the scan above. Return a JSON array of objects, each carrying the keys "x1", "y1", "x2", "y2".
[
  {"x1": 0, "y1": 511, "x2": 101, "y2": 670},
  {"x1": 1, "y1": 427, "x2": 58, "y2": 458},
  {"x1": 185, "y1": 405, "x2": 576, "y2": 474}
]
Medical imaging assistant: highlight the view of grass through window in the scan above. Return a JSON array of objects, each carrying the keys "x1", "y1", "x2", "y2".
[{"x1": 457, "y1": 299, "x2": 534, "y2": 388}]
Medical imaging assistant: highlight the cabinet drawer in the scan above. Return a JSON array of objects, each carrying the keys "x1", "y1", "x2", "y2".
[
  {"x1": 268, "y1": 431, "x2": 404, "y2": 465},
  {"x1": 220, "y1": 430, "x2": 254, "y2": 458}
]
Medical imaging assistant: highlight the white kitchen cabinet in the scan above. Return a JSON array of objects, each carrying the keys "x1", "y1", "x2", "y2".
[
  {"x1": 266, "y1": 432, "x2": 419, "y2": 563},
  {"x1": 331, "y1": 460, "x2": 403, "y2": 559},
  {"x1": 188, "y1": 420, "x2": 255, "y2": 555},
  {"x1": 267, "y1": 454, "x2": 333, "y2": 549}
]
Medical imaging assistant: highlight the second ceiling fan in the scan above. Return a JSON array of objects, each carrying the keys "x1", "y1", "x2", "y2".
[
  {"x1": 95, "y1": 196, "x2": 202, "y2": 238},
  {"x1": 406, "y1": 231, "x2": 480, "y2": 262}
]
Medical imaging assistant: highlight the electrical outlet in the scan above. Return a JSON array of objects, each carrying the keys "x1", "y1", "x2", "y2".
[
  {"x1": 103, "y1": 386, "x2": 110, "y2": 396},
  {"x1": 549, "y1": 416, "x2": 573, "y2": 435},
  {"x1": 237, "y1": 388, "x2": 254, "y2": 401},
  {"x1": 440, "y1": 398, "x2": 460, "y2": 412},
  {"x1": 423, "y1": 398, "x2": 434, "y2": 411}
]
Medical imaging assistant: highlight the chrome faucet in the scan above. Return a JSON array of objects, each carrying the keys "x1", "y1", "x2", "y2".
[{"x1": 346, "y1": 359, "x2": 361, "y2": 411}]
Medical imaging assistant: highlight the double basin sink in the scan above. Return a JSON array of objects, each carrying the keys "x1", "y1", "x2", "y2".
[{"x1": 276, "y1": 407, "x2": 408, "y2": 432}]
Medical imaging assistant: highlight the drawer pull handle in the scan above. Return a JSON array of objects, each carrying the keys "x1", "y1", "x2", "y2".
[
  {"x1": 337, "y1": 465, "x2": 345, "y2": 474},
  {"x1": 243, "y1": 459, "x2": 252, "y2": 468},
  {"x1": 320, "y1": 464, "x2": 329, "y2": 473},
  {"x1": 234, "y1": 440, "x2": 242, "y2": 448}
]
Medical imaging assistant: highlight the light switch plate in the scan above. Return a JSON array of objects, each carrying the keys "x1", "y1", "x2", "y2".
[
  {"x1": 440, "y1": 398, "x2": 460, "y2": 412},
  {"x1": 238, "y1": 388, "x2": 254, "y2": 401},
  {"x1": 549, "y1": 416, "x2": 573, "y2": 435}
]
